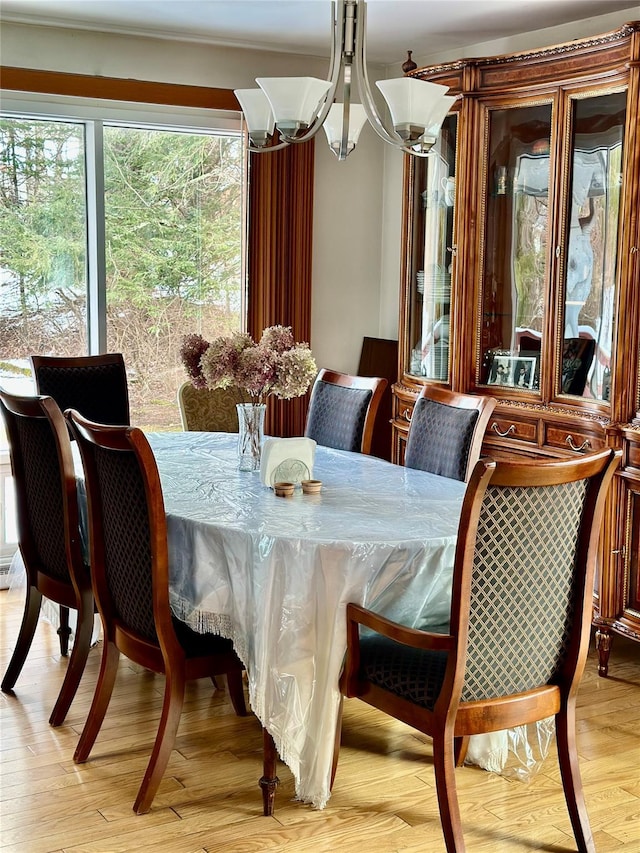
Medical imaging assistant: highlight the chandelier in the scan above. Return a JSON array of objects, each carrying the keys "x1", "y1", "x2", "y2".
[{"x1": 234, "y1": 0, "x2": 456, "y2": 161}]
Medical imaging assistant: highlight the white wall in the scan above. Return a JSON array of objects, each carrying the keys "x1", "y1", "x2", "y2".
[
  {"x1": 414, "y1": 5, "x2": 640, "y2": 67},
  {"x1": 3, "y1": 7, "x2": 639, "y2": 374},
  {"x1": 311, "y1": 130, "x2": 385, "y2": 372}
]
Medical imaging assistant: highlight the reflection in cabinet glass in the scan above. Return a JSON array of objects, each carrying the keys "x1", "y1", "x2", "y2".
[
  {"x1": 480, "y1": 103, "x2": 552, "y2": 394},
  {"x1": 561, "y1": 92, "x2": 625, "y2": 403},
  {"x1": 407, "y1": 114, "x2": 457, "y2": 382}
]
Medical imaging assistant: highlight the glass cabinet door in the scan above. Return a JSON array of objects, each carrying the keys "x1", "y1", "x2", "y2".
[
  {"x1": 406, "y1": 113, "x2": 457, "y2": 382},
  {"x1": 479, "y1": 102, "x2": 553, "y2": 393},
  {"x1": 560, "y1": 91, "x2": 626, "y2": 404}
]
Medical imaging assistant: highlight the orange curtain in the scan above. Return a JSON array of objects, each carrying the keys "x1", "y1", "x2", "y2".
[{"x1": 247, "y1": 140, "x2": 315, "y2": 437}]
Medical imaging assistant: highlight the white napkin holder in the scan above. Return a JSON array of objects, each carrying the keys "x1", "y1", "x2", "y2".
[{"x1": 260, "y1": 437, "x2": 316, "y2": 487}]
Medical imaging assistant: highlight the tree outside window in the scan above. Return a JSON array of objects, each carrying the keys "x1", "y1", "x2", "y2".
[{"x1": 0, "y1": 117, "x2": 244, "y2": 432}]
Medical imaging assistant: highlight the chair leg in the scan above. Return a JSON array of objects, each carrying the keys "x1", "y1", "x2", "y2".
[
  {"x1": 556, "y1": 703, "x2": 596, "y2": 853},
  {"x1": 74, "y1": 639, "x2": 120, "y2": 763},
  {"x1": 1, "y1": 586, "x2": 42, "y2": 693},
  {"x1": 454, "y1": 735, "x2": 470, "y2": 767},
  {"x1": 433, "y1": 728, "x2": 466, "y2": 853},
  {"x1": 226, "y1": 669, "x2": 247, "y2": 717},
  {"x1": 260, "y1": 728, "x2": 279, "y2": 816},
  {"x1": 49, "y1": 593, "x2": 94, "y2": 727},
  {"x1": 57, "y1": 605, "x2": 72, "y2": 657},
  {"x1": 330, "y1": 695, "x2": 344, "y2": 791},
  {"x1": 133, "y1": 666, "x2": 186, "y2": 814}
]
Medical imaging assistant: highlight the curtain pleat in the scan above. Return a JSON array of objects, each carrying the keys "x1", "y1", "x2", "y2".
[{"x1": 247, "y1": 140, "x2": 315, "y2": 437}]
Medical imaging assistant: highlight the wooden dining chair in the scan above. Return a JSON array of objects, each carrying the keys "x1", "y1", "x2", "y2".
[
  {"x1": 335, "y1": 449, "x2": 620, "y2": 852},
  {"x1": 0, "y1": 389, "x2": 94, "y2": 726},
  {"x1": 31, "y1": 353, "x2": 130, "y2": 651},
  {"x1": 177, "y1": 381, "x2": 247, "y2": 432},
  {"x1": 31, "y1": 353, "x2": 130, "y2": 427},
  {"x1": 404, "y1": 385, "x2": 496, "y2": 481},
  {"x1": 66, "y1": 409, "x2": 247, "y2": 814},
  {"x1": 304, "y1": 368, "x2": 387, "y2": 455}
]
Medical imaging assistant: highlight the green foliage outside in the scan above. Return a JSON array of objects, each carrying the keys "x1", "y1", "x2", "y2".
[{"x1": 0, "y1": 118, "x2": 244, "y2": 430}]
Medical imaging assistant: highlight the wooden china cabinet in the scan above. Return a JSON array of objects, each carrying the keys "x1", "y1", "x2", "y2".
[{"x1": 392, "y1": 23, "x2": 640, "y2": 674}]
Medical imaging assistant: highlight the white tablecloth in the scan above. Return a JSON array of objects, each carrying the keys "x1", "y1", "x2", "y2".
[{"x1": 147, "y1": 432, "x2": 466, "y2": 809}]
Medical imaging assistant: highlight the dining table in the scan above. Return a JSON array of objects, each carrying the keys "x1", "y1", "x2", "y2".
[{"x1": 145, "y1": 430, "x2": 467, "y2": 810}]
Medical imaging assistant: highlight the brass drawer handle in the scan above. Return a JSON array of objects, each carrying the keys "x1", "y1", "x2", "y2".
[
  {"x1": 401, "y1": 407, "x2": 413, "y2": 423},
  {"x1": 491, "y1": 422, "x2": 516, "y2": 438},
  {"x1": 566, "y1": 434, "x2": 591, "y2": 452}
]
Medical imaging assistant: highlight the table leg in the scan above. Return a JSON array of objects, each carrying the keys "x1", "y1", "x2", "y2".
[
  {"x1": 57, "y1": 605, "x2": 72, "y2": 656},
  {"x1": 259, "y1": 727, "x2": 279, "y2": 816}
]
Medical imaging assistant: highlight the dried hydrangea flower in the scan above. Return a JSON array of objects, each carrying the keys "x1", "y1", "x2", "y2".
[{"x1": 181, "y1": 325, "x2": 317, "y2": 403}]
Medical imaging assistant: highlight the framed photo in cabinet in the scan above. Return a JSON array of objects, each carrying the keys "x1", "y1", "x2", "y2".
[{"x1": 487, "y1": 353, "x2": 536, "y2": 389}]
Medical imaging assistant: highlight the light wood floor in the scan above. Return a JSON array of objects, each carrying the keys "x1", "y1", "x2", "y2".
[{"x1": 1, "y1": 588, "x2": 639, "y2": 853}]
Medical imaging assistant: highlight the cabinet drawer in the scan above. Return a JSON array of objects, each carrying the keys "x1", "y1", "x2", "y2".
[
  {"x1": 544, "y1": 424, "x2": 605, "y2": 454},
  {"x1": 487, "y1": 415, "x2": 538, "y2": 444},
  {"x1": 394, "y1": 398, "x2": 415, "y2": 427}
]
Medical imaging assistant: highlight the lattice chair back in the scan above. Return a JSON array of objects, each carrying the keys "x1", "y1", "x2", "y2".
[
  {"x1": 0, "y1": 391, "x2": 81, "y2": 585},
  {"x1": 0, "y1": 389, "x2": 93, "y2": 727},
  {"x1": 462, "y1": 469, "x2": 593, "y2": 702},
  {"x1": 31, "y1": 353, "x2": 130, "y2": 427},
  {"x1": 15, "y1": 407, "x2": 71, "y2": 584},
  {"x1": 69, "y1": 414, "x2": 159, "y2": 644},
  {"x1": 304, "y1": 369, "x2": 387, "y2": 454}
]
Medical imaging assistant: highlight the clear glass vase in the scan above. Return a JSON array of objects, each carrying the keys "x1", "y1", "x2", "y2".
[{"x1": 236, "y1": 403, "x2": 266, "y2": 472}]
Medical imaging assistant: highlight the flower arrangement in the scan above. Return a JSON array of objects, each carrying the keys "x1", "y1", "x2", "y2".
[{"x1": 180, "y1": 325, "x2": 317, "y2": 405}]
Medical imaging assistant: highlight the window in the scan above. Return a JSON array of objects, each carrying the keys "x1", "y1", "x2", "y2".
[
  {"x1": 0, "y1": 80, "x2": 315, "y2": 565},
  {"x1": 0, "y1": 94, "x2": 245, "y2": 431}
]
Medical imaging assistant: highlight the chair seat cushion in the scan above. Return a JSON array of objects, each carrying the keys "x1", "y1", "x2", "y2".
[
  {"x1": 172, "y1": 616, "x2": 239, "y2": 660},
  {"x1": 359, "y1": 629, "x2": 449, "y2": 710}
]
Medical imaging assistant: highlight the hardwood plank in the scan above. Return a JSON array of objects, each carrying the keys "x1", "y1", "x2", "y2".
[{"x1": 0, "y1": 589, "x2": 638, "y2": 853}]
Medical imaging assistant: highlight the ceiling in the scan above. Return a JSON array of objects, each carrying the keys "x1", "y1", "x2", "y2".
[{"x1": 2, "y1": 0, "x2": 639, "y2": 66}]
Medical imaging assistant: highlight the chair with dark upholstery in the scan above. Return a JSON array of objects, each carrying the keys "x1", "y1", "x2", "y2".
[
  {"x1": 0, "y1": 390, "x2": 94, "y2": 727},
  {"x1": 404, "y1": 385, "x2": 496, "y2": 482},
  {"x1": 31, "y1": 353, "x2": 130, "y2": 427},
  {"x1": 66, "y1": 409, "x2": 247, "y2": 814},
  {"x1": 31, "y1": 353, "x2": 130, "y2": 651},
  {"x1": 336, "y1": 449, "x2": 620, "y2": 852},
  {"x1": 178, "y1": 381, "x2": 247, "y2": 432},
  {"x1": 304, "y1": 368, "x2": 387, "y2": 455}
]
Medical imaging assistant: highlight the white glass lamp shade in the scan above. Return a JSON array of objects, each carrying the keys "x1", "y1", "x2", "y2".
[
  {"x1": 322, "y1": 103, "x2": 368, "y2": 157},
  {"x1": 422, "y1": 95, "x2": 458, "y2": 136},
  {"x1": 376, "y1": 78, "x2": 452, "y2": 143},
  {"x1": 418, "y1": 94, "x2": 459, "y2": 150},
  {"x1": 256, "y1": 77, "x2": 332, "y2": 137},
  {"x1": 234, "y1": 88, "x2": 275, "y2": 147}
]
